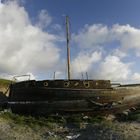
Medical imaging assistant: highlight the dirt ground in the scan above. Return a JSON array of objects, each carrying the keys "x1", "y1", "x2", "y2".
[{"x1": 0, "y1": 110, "x2": 139, "y2": 140}]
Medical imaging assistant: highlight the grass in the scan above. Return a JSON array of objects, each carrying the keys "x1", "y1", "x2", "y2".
[
  {"x1": 0, "y1": 110, "x2": 48, "y2": 127},
  {"x1": 0, "y1": 78, "x2": 11, "y2": 86},
  {"x1": 0, "y1": 110, "x2": 106, "y2": 128}
]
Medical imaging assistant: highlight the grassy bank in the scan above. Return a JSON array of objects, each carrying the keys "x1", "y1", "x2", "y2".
[
  {"x1": 0, "y1": 78, "x2": 11, "y2": 95},
  {"x1": 0, "y1": 79, "x2": 11, "y2": 86}
]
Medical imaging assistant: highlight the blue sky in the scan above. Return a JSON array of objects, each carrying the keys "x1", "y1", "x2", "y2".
[
  {"x1": 1, "y1": 0, "x2": 140, "y2": 83},
  {"x1": 24, "y1": 0, "x2": 140, "y2": 29}
]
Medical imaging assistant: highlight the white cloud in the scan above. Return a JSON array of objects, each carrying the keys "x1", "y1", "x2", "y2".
[
  {"x1": 111, "y1": 24, "x2": 140, "y2": 52},
  {"x1": 73, "y1": 23, "x2": 140, "y2": 83},
  {"x1": 74, "y1": 23, "x2": 140, "y2": 52},
  {"x1": 36, "y1": 9, "x2": 52, "y2": 29},
  {"x1": 71, "y1": 51, "x2": 133, "y2": 83},
  {"x1": 112, "y1": 49, "x2": 127, "y2": 58},
  {"x1": 74, "y1": 24, "x2": 109, "y2": 48},
  {"x1": 72, "y1": 51, "x2": 101, "y2": 76},
  {"x1": 0, "y1": 1, "x2": 61, "y2": 78},
  {"x1": 131, "y1": 73, "x2": 140, "y2": 83},
  {"x1": 97, "y1": 55, "x2": 131, "y2": 82}
]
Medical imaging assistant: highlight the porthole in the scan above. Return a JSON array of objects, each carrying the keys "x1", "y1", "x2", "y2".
[
  {"x1": 64, "y1": 81, "x2": 70, "y2": 87},
  {"x1": 44, "y1": 81, "x2": 48, "y2": 87},
  {"x1": 83, "y1": 82, "x2": 90, "y2": 88}
]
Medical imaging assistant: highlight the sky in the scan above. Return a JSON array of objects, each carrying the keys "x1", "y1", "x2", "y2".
[{"x1": 1, "y1": 0, "x2": 140, "y2": 83}]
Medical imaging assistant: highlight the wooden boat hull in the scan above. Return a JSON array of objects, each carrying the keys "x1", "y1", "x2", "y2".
[{"x1": 8, "y1": 80, "x2": 140, "y2": 115}]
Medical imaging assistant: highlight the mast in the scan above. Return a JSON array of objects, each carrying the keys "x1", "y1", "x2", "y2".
[{"x1": 66, "y1": 16, "x2": 71, "y2": 80}]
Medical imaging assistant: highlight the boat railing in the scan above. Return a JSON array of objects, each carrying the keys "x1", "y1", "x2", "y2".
[
  {"x1": 12, "y1": 75, "x2": 31, "y2": 83},
  {"x1": 111, "y1": 83, "x2": 140, "y2": 87},
  {"x1": 120, "y1": 84, "x2": 140, "y2": 87},
  {"x1": 111, "y1": 83, "x2": 121, "y2": 87}
]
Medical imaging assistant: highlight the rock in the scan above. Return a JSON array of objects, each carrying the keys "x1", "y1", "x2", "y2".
[
  {"x1": 104, "y1": 114, "x2": 116, "y2": 121},
  {"x1": 66, "y1": 134, "x2": 80, "y2": 139}
]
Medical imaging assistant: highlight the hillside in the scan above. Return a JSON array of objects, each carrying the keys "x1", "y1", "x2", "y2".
[
  {"x1": 0, "y1": 79, "x2": 11, "y2": 86},
  {"x1": 0, "y1": 78, "x2": 11, "y2": 95}
]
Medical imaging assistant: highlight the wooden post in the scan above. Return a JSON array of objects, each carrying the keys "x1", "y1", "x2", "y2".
[{"x1": 66, "y1": 16, "x2": 71, "y2": 80}]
